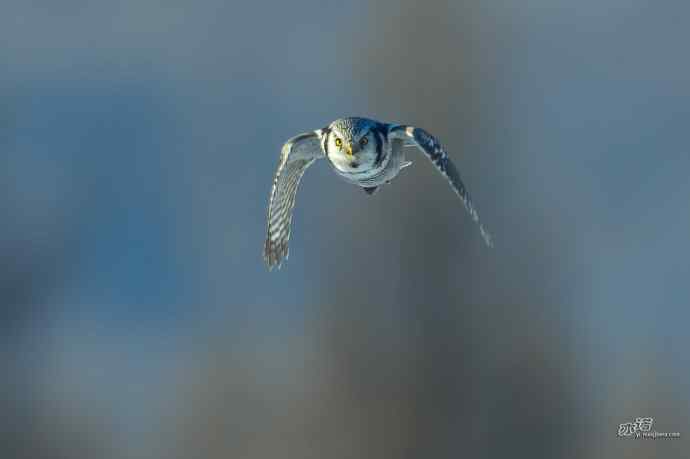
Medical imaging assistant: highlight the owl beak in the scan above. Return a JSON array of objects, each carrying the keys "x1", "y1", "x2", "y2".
[{"x1": 345, "y1": 143, "x2": 353, "y2": 157}]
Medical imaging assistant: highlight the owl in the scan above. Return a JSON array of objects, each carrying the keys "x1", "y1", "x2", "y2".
[{"x1": 264, "y1": 117, "x2": 493, "y2": 269}]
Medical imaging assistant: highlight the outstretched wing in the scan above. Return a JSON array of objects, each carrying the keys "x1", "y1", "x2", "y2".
[
  {"x1": 264, "y1": 131, "x2": 324, "y2": 269},
  {"x1": 388, "y1": 125, "x2": 493, "y2": 247}
]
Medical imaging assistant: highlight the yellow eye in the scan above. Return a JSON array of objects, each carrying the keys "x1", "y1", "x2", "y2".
[
  {"x1": 335, "y1": 138, "x2": 342, "y2": 147},
  {"x1": 360, "y1": 137, "x2": 368, "y2": 146}
]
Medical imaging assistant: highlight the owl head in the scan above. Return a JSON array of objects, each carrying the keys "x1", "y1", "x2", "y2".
[{"x1": 325, "y1": 117, "x2": 381, "y2": 171}]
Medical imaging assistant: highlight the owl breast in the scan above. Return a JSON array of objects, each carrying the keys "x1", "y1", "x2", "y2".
[{"x1": 327, "y1": 140, "x2": 405, "y2": 187}]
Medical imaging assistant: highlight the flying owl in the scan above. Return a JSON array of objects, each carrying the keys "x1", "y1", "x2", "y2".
[{"x1": 264, "y1": 117, "x2": 493, "y2": 269}]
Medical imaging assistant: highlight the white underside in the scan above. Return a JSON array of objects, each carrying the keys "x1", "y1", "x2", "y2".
[{"x1": 331, "y1": 139, "x2": 409, "y2": 187}]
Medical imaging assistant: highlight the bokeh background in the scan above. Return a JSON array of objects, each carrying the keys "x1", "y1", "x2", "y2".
[{"x1": 2, "y1": 1, "x2": 689, "y2": 458}]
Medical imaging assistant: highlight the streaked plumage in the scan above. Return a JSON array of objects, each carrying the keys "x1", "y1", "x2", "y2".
[{"x1": 264, "y1": 117, "x2": 493, "y2": 269}]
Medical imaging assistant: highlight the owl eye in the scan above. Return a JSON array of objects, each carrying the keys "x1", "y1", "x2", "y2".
[
  {"x1": 335, "y1": 138, "x2": 342, "y2": 147},
  {"x1": 360, "y1": 137, "x2": 368, "y2": 146}
]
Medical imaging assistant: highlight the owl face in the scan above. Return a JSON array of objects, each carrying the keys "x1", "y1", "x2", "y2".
[{"x1": 326, "y1": 118, "x2": 380, "y2": 173}]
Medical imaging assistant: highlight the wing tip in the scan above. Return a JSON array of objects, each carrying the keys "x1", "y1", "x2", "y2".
[
  {"x1": 263, "y1": 238, "x2": 289, "y2": 271},
  {"x1": 480, "y1": 225, "x2": 494, "y2": 249}
]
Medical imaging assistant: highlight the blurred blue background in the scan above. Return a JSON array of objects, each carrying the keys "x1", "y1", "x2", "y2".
[{"x1": 1, "y1": 1, "x2": 688, "y2": 458}]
